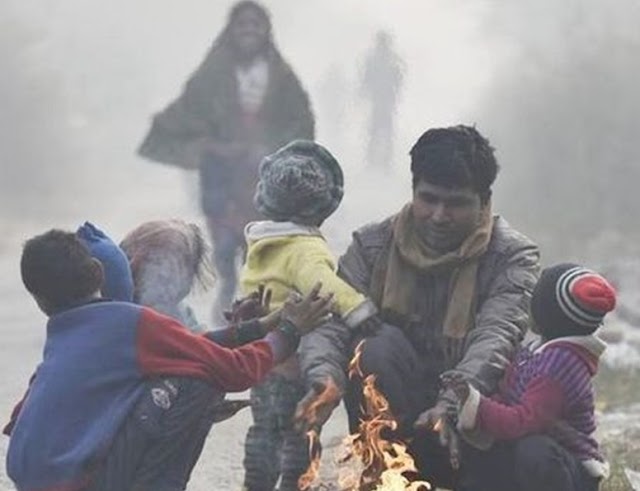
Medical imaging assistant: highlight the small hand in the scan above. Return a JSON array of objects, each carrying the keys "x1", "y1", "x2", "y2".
[
  {"x1": 282, "y1": 282, "x2": 334, "y2": 336},
  {"x1": 225, "y1": 285, "x2": 273, "y2": 323}
]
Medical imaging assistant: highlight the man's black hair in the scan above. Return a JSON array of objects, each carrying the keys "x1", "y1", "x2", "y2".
[
  {"x1": 409, "y1": 125, "x2": 499, "y2": 203},
  {"x1": 21, "y1": 230, "x2": 102, "y2": 311}
]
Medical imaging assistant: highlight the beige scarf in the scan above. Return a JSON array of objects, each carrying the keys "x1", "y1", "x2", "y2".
[{"x1": 371, "y1": 203, "x2": 494, "y2": 339}]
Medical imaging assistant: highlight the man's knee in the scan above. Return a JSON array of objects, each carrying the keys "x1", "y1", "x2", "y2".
[
  {"x1": 514, "y1": 435, "x2": 557, "y2": 469},
  {"x1": 356, "y1": 323, "x2": 416, "y2": 376}
]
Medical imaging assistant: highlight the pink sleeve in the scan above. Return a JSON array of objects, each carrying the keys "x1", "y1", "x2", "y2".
[{"x1": 477, "y1": 376, "x2": 566, "y2": 440}]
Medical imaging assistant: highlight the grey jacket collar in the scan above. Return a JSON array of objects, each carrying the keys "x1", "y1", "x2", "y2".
[{"x1": 244, "y1": 220, "x2": 323, "y2": 241}]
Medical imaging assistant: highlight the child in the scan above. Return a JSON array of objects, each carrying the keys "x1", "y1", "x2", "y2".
[
  {"x1": 4, "y1": 228, "x2": 332, "y2": 491},
  {"x1": 240, "y1": 140, "x2": 378, "y2": 491},
  {"x1": 444, "y1": 263, "x2": 615, "y2": 491},
  {"x1": 119, "y1": 219, "x2": 211, "y2": 332}
]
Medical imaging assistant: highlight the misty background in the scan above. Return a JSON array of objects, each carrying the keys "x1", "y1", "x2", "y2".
[
  {"x1": 3, "y1": 0, "x2": 638, "y2": 264},
  {"x1": 2, "y1": 1, "x2": 640, "y2": 489}
]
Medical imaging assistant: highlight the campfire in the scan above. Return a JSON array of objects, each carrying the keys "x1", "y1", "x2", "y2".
[{"x1": 298, "y1": 341, "x2": 432, "y2": 491}]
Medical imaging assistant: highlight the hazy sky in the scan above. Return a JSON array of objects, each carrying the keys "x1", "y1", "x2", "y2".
[
  {"x1": 2, "y1": 0, "x2": 503, "y2": 239},
  {"x1": 3, "y1": 0, "x2": 639, "y2": 261}
]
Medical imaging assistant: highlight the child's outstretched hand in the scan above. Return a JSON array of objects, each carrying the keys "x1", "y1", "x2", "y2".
[
  {"x1": 440, "y1": 372, "x2": 471, "y2": 405},
  {"x1": 226, "y1": 285, "x2": 273, "y2": 323},
  {"x1": 282, "y1": 282, "x2": 334, "y2": 335}
]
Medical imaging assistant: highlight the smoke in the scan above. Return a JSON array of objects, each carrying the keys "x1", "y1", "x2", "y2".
[
  {"x1": 475, "y1": 0, "x2": 640, "y2": 262},
  {"x1": 0, "y1": 9, "x2": 85, "y2": 224}
]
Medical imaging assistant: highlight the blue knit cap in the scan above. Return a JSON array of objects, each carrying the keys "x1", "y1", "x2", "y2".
[
  {"x1": 254, "y1": 140, "x2": 344, "y2": 225},
  {"x1": 76, "y1": 222, "x2": 134, "y2": 302}
]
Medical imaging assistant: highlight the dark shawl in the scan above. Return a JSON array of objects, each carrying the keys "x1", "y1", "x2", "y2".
[{"x1": 138, "y1": 45, "x2": 315, "y2": 170}]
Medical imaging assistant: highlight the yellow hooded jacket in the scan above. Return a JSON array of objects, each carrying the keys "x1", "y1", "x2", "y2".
[{"x1": 241, "y1": 221, "x2": 376, "y2": 327}]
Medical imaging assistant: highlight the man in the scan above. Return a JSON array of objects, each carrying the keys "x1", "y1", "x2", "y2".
[
  {"x1": 360, "y1": 30, "x2": 404, "y2": 169},
  {"x1": 297, "y1": 125, "x2": 540, "y2": 489},
  {"x1": 4, "y1": 229, "x2": 332, "y2": 491}
]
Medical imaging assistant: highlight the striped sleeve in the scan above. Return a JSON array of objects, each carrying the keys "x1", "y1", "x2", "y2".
[
  {"x1": 474, "y1": 348, "x2": 592, "y2": 440},
  {"x1": 537, "y1": 347, "x2": 593, "y2": 405}
]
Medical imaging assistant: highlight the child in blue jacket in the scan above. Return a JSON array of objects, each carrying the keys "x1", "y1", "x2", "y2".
[{"x1": 4, "y1": 228, "x2": 331, "y2": 491}]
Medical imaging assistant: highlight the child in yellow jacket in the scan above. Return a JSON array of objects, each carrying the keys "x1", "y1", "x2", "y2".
[{"x1": 240, "y1": 140, "x2": 377, "y2": 491}]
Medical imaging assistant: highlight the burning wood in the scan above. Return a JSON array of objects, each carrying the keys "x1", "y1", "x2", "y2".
[{"x1": 299, "y1": 341, "x2": 432, "y2": 490}]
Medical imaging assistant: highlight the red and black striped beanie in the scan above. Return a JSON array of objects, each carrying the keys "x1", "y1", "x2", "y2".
[{"x1": 531, "y1": 263, "x2": 617, "y2": 338}]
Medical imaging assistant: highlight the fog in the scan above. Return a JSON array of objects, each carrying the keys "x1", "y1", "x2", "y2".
[
  {"x1": 4, "y1": 0, "x2": 639, "y2": 264},
  {"x1": 0, "y1": 0, "x2": 501, "y2": 247},
  {"x1": 475, "y1": 0, "x2": 640, "y2": 262},
  {"x1": 4, "y1": 0, "x2": 638, "y2": 266},
  {"x1": 2, "y1": 1, "x2": 640, "y2": 488}
]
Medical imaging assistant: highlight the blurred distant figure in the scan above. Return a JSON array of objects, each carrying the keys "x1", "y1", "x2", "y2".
[
  {"x1": 138, "y1": 1, "x2": 315, "y2": 322},
  {"x1": 360, "y1": 30, "x2": 404, "y2": 169}
]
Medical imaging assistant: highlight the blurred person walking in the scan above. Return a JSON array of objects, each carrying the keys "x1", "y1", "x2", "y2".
[
  {"x1": 138, "y1": 1, "x2": 315, "y2": 322},
  {"x1": 360, "y1": 30, "x2": 404, "y2": 170}
]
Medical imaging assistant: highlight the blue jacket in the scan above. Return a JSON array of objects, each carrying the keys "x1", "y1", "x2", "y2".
[{"x1": 6, "y1": 301, "x2": 282, "y2": 491}]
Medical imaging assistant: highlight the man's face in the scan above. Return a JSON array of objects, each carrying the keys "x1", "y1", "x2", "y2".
[
  {"x1": 411, "y1": 179, "x2": 484, "y2": 252},
  {"x1": 231, "y1": 9, "x2": 269, "y2": 59}
]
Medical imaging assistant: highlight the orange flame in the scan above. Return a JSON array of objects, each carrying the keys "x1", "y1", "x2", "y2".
[
  {"x1": 348, "y1": 340, "x2": 366, "y2": 379},
  {"x1": 298, "y1": 429, "x2": 322, "y2": 490},
  {"x1": 300, "y1": 341, "x2": 431, "y2": 490},
  {"x1": 342, "y1": 341, "x2": 431, "y2": 490}
]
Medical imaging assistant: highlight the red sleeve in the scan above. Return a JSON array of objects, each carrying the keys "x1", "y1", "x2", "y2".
[
  {"x1": 136, "y1": 308, "x2": 276, "y2": 392},
  {"x1": 477, "y1": 376, "x2": 565, "y2": 440}
]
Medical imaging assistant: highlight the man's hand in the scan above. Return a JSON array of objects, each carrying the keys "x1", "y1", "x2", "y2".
[
  {"x1": 414, "y1": 401, "x2": 461, "y2": 470},
  {"x1": 294, "y1": 379, "x2": 341, "y2": 433},
  {"x1": 413, "y1": 401, "x2": 448, "y2": 432},
  {"x1": 440, "y1": 372, "x2": 471, "y2": 405},
  {"x1": 282, "y1": 282, "x2": 334, "y2": 336}
]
